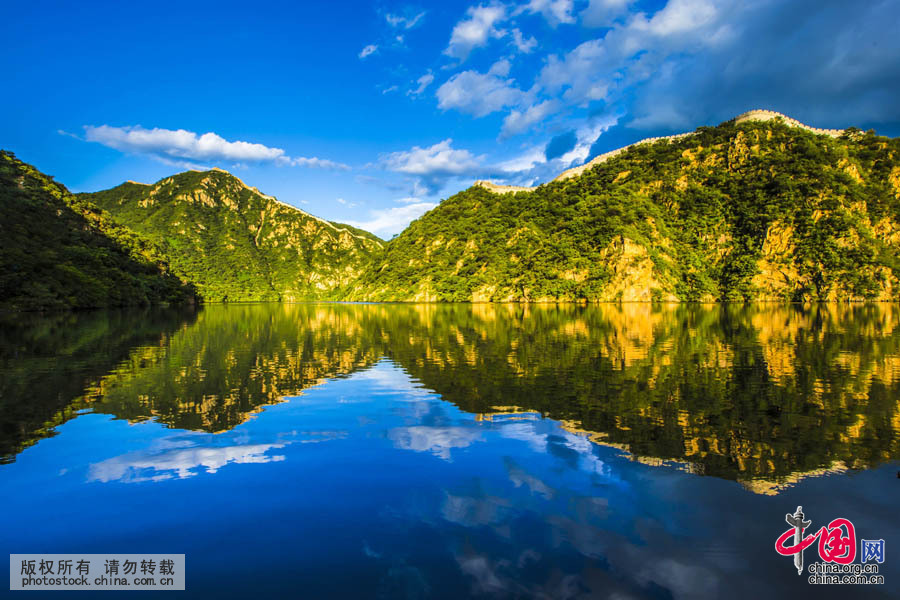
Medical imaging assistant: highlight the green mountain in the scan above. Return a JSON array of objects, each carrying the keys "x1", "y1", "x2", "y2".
[
  {"x1": 349, "y1": 112, "x2": 900, "y2": 302},
  {"x1": 81, "y1": 169, "x2": 383, "y2": 302},
  {"x1": 0, "y1": 151, "x2": 195, "y2": 311}
]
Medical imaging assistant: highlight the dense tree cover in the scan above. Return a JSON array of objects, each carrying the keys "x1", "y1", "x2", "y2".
[
  {"x1": 3, "y1": 303, "x2": 898, "y2": 487},
  {"x1": 0, "y1": 151, "x2": 196, "y2": 311},
  {"x1": 81, "y1": 169, "x2": 383, "y2": 302},
  {"x1": 350, "y1": 120, "x2": 900, "y2": 302}
]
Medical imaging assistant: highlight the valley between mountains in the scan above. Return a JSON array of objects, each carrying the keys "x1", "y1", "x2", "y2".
[{"x1": 3, "y1": 110, "x2": 900, "y2": 311}]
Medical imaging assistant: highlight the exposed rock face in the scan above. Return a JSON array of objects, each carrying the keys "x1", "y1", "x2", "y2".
[
  {"x1": 81, "y1": 170, "x2": 383, "y2": 302},
  {"x1": 597, "y1": 237, "x2": 678, "y2": 302},
  {"x1": 751, "y1": 221, "x2": 803, "y2": 300}
]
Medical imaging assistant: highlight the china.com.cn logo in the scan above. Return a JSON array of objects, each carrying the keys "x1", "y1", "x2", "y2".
[{"x1": 774, "y1": 506, "x2": 885, "y2": 584}]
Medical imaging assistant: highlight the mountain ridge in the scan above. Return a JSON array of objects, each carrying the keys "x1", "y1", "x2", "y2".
[
  {"x1": 108, "y1": 168, "x2": 383, "y2": 245},
  {"x1": 476, "y1": 109, "x2": 851, "y2": 194}
]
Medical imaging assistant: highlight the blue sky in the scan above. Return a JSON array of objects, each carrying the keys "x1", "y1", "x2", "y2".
[{"x1": 3, "y1": 0, "x2": 899, "y2": 237}]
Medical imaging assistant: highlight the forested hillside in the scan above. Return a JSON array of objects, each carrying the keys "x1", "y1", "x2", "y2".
[
  {"x1": 349, "y1": 118, "x2": 900, "y2": 302},
  {"x1": 0, "y1": 151, "x2": 195, "y2": 311},
  {"x1": 81, "y1": 169, "x2": 383, "y2": 302}
]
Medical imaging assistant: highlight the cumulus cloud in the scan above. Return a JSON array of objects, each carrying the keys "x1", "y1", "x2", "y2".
[
  {"x1": 580, "y1": 0, "x2": 634, "y2": 27},
  {"x1": 378, "y1": 138, "x2": 490, "y2": 195},
  {"x1": 444, "y1": 4, "x2": 508, "y2": 61},
  {"x1": 437, "y1": 64, "x2": 529, "y2": 117},
  {"x1": 380, "y1": 138, "x2": 485, "y2": 193},
  {"x1": 85, "y1": 125, "x2": 284, "y2": 161},
  {"x1": 409, "y1": 0, "x2": 898, "y2": 181},
  {"x1": 83, "y1": 124, "x2": 349, "y2": 170},
  {"x1": 382, "y1": 139, "x2": 482, "y2": 177},
  {"x1": 518, "y1": 0, "x2": 576, "y2": 26},
  {"x1": 358, "y1": 44, "x2": 378, "y2": 59},
  {"x1": 499, "y1": 99, "x2": 559, "y2": 138},
  {"x1": 510, "y1": 28, "x2": 537, "y2": 53},
  {"x1": 533, "y1": 0, "x2": 733, "y2": 114},
  {"x1": 627, "y1": 0, "x2": 719, "y2": 39},
  {"x1": 539, "y1": 40, "x2": 610, "y2": 105},
  {"x1": 345, "y1": 201, "x2": 438, "y2": 237}
]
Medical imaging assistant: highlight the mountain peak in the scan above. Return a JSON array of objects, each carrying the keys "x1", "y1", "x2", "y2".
[{"x1": 79, "y1": 171, "x2": 383, "y2": 302}]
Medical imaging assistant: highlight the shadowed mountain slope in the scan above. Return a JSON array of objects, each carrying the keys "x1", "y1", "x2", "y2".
[{"x1": 0, "y1": 151, "x2": 195, "y2": 311}]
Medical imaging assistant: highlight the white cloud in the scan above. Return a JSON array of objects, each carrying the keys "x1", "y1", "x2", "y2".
[
  {"x1": 289, "y1": 156, "x2": 351, "y2": 170},
  {"x1": 510, "y1": 28, "x2": 537, "y2": 53},
  {"x1": 539, "y1": 40, "x2": 611, "y2": 104},
  {"x1": 488, "y1": 58, "x2": 511, "y2": 77},
  {"x1": 538, "y1": 0, "x2": 732, "y2": 109},
  {"x1": 519, "y1": 0, "x2": 576, "y2": 26},
  {"x1": 496, "y1": 145, "x2": 547, "y2": 173},
  {"x1": 558, "y1": 117, "x2": 616, "y2": 164},
  {"x1": 85, "y1": 124, "x2": 285, "y2": 162},
  {"x1": 580, "y1": 0, "x2": 634, "y2": 27},
  {"x1": 408, "y1": 72, "x2": 435, "y2": 96},
  {"x1": 490, "y1": 114, "x2": 616, "y2": 185},
  {"x1": 379, "y1": 139, "x2": 486, "y2": 195},
  {"x1": 386, "y1": 11, "x2": 426, "y2": 29},
  {"x1": 345, "y1": 201, "x2": 438, "y2": 237},
  {"x1": 381, "y1": 138, "x2": 482, "y2": 177},
  {"x1": 444, "y1": 4, "x2": 508, "y2": 61},
  {"x1": 83, "y1": 124, "x2": 349, "y2": 170},
  {"x1": 382, "y1": 84, "x2": 399, "y2": 95},
  {"x1": 358, "y1": 44, "x2": 378, "y2": 59},
  {"x1": 629, "y1": 0, "x2": 719, "y2": 38},
  {"x1": 500, "y1": 99, "x2": 559, "y2": 138},
  {"x1": 436, "y1": 68, "x2": 529, "y2": 117}
]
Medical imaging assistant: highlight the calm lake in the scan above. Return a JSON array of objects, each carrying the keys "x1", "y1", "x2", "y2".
[{"x1": 1, "y1": 303, "x2": 898, "y2": 599}]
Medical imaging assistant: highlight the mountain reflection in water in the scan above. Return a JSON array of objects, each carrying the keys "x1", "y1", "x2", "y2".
[{"x1": 2, "y1": 302, "x2": 898, "y2": 493}]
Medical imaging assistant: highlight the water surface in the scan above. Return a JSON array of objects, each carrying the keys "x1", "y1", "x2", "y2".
[{"x1": 1, "y1": 303, "x2": 898, "y2": 598}]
